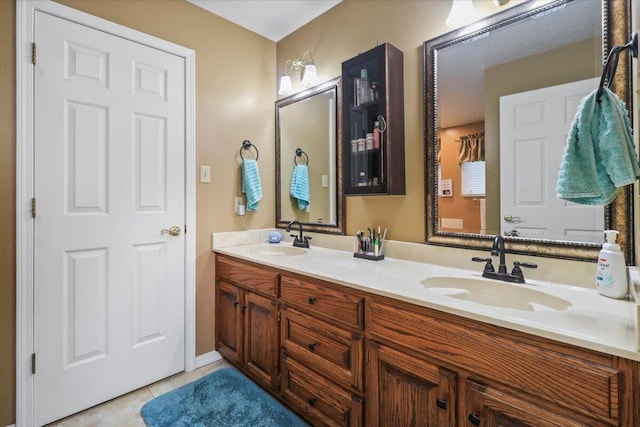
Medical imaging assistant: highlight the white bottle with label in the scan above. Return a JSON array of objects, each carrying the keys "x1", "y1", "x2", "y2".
[{"x1": 595, "y1": 230, "x2": 628, "y2": 299}]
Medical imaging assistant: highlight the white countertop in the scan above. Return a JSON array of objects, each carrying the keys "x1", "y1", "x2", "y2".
[{"x1": 213, "y1": 231, "x2": 640, "y2": 362}]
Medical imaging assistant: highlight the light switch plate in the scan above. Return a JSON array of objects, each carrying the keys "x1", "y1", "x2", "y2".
[
  {"x1": 322, "y1": 174, "x2": 329, "y2": 187},
  {"x1": 200, "y1": 165, "x2": 211, "y2": 183}
]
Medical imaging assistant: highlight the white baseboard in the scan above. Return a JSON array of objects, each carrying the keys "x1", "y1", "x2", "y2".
[{"x1": 195, "y1": 351, "x2": 222, "y2": 368}]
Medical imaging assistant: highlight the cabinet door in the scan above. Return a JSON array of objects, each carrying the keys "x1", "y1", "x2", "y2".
[
  {"x1": 465, "y1": 380, "x2": 588, "y2": 427},
  {"x1": 215, "y1": 280, "x2": 243, "y2": 365},
  {"x1": 367, "y1": 341, "x2": 456, "y2": 427},
  {"x1": 244, "y1": 291, "x2": 280, "y2": 391}
]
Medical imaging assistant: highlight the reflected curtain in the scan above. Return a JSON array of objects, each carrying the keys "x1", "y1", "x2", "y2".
[{"x1": 457, "y1": 132, "x2": 484, "y2": 163}]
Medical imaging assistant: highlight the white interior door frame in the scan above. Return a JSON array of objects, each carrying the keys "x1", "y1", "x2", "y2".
[{"x1": 16, "y1": 2, "x2": 196, "y2": 425}]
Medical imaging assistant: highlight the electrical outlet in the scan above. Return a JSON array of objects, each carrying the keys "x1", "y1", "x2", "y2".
[
  {"x1": 234, "y1": 197, "x2": 244, "y2": 213},
  {"x1": 200, "y1": 165, "x2": 211, "y2": 183},
  {"x1": 321, "y1": 174, "x2": 329, "y2": 187}
]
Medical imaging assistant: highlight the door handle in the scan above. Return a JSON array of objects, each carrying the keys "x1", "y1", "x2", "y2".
[
  {"x1": 503, "y1": 214, "x2": 522, "y2": 222},
  {"x1": 161, "y1": 225, "x2": 181, "y2": 236}
]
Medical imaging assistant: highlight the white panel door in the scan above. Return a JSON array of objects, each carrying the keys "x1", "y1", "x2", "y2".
[
  {"x1": 499, "y1": 78, "x2": 603, "y2": 243},
  {"x1": 34, "y1": 11, "x2": 185, "y2": 425}
]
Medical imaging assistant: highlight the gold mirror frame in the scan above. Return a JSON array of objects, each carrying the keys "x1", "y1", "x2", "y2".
[
  {"x1": 424, "y1": 0, "x2": 634, "y2": 262},
  {"x1": 276, "y1": 77, "x2": 345, "y2": 234}
]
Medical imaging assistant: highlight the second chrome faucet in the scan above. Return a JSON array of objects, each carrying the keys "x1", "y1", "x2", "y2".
[{"x1": 472, "y1": 235, "x2": 537, "y2": 283}]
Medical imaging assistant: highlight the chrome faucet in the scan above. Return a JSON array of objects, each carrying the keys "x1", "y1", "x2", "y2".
[
  {"x1": 472, "y1": 235, "x2": 537, "y2": 283},
  {"x1": 286, "y1": 220, "x2": 311, "y2": 248}
]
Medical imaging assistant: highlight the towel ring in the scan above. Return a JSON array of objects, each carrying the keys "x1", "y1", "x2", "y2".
[
  {"x1": 294, "y1": 148, "x2": 308, "y2": 165},
  {"x1": 240, "y1": 140, "x2": 259, "y2": 161}
]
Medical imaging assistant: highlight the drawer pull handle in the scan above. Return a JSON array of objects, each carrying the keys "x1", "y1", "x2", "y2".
[
  {"x1": 308, "y1": 397, "x2": 316, "y2": 406},
  {"x1": 436, "y1": 398, "x2": 447, "y2": 410},
  {"x1": 308, "y1": 343, "x2": 316, "y2": 351},
  {"x1": 468, "y1": 413, "x2": 481, "y2": 426},
  {"x1": 308, "y1": 297, "x2": 316, "y2": 304}
]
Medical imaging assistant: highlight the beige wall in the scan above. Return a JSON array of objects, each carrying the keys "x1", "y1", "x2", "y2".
[
  {"x1": 276, "y1": 0, "x2": 511, "y2": 242},
  {"x1": 1, "y1": 0, "x2": 275, "y2": 423}
]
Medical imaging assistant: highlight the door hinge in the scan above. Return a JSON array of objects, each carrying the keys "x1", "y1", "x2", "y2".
[
  {"x1": 184, "y1": 224, "x2": 187, "y2": 234},
  {"x1": 277, "y1": 373, "x2": 281, "y2": 387},
  {"x1": 277, "y1": 310, "x2": 281, "y2": 322},
  {"x1": 365, "y1": 349, "x2": 369, "y2": 364},
  {"x1": 31, "y1": 353, "x2": 36, "y2": 374},
  {"x1": 32, "y1": 42, "x2": 36, "y2": 65},
  {"x1": 31, "y1": 198, "x2": 36, "y2": 218}
]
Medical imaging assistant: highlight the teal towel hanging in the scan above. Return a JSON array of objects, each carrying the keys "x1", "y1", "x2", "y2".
[
  {"x1": 242, "y1": 159, "x2": 262, "y2": 212},
  {"x1": 556, "y1": 87, "x2": 640, "y2": 205},
  {"x1": 290, "y1": 164, "x2": 310, "y2": 211}
]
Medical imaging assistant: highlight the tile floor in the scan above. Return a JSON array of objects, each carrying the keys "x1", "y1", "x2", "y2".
[{"x1": 45, "y1": 359, "x2": 232, "y2": 426}]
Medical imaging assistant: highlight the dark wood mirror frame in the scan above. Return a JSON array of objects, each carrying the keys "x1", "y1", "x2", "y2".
[
  {"x1": 276, "y1": 77, "x2": 345, "y2": 234},
  {"x1": 424, "y1": 0, "x2": 634, "y2": 262}
]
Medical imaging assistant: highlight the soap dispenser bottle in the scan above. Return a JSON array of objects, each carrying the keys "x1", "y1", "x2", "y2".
[{"x1": 595, "y1": 230, "x2": 628, "y2": 299}]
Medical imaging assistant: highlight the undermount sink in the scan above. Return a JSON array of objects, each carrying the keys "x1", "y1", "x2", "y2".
[
  {"x1": 422, "y1": 276, "x2": 571, "y2": 312},
  {"x1": 250, "y1": 245, "x2": 307, "y2": 256}
]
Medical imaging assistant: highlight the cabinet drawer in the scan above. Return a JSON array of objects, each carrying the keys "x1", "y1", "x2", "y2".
[
  {"x1": 282, "y1": 307, "x2": 363, "y2": 392},
  {"x1": 281, "y1": 275, "x2": 363, "y2": 329},
  {"x1": 281, "y1": 355, "x2": 363, "y2": 427},
  {"x1": 368, "y1": 299, "x2": 621, "y2": 424},
  {"x1": 216, "y1": 255, "x2": 279, "y2": 297}
]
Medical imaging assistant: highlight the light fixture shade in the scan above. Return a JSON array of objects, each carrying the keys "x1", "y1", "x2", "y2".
[
  {"x1": 278, "y1": 75, "x2": 294, "y2": 96},
  {"x1": 446, "y1": 0, "x2": 478, "y2": 28},
  {"x1": 300, "y1": 64, "x2": 318, "y2": 87}
]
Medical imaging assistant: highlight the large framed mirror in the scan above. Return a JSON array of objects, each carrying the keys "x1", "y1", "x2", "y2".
[
  {"x1": 276, "y1": 77, "x2": 345, "y2": 234},
  {"x1": 424, "y1": 0, "x2": 633, "y2": 261}
]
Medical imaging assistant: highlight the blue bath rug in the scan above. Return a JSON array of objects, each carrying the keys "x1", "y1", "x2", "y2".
[{"x1": 141, "y1": 367, "x2": 309, "y2": 427}]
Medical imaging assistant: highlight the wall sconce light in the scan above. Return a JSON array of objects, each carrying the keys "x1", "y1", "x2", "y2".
[
  {"x1": 278, "y1": 51, "x2": 318, "y2": 96},
  {"x1": 446, "y1": 0, "x2": 478, "y2": 28},
  {"x1": 278, "y1": 75, "x2": 294, "y2": 96}
]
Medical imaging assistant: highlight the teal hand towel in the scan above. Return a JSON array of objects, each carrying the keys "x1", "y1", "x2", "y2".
[
  {"x1": 290, "y1": 164, "x2": 310, "y2": 211},
  {"x1": 556, "y1": 87, "x2": 640, "y2": 205},
  {"x1": 242, "y1": 159, "x2": 262, "y2": 212}
]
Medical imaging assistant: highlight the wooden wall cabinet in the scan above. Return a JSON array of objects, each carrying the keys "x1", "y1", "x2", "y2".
[{"x1": 342, "y1": 43, "x2": 405, "y2": 195}]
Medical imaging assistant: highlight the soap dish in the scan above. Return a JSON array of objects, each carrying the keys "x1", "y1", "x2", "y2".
[{"x1": 353, "y1": 252, "x2": 384, "y2": 261}]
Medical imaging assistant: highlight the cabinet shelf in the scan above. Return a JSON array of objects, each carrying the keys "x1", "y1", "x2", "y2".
[{"x1": 342, "y1": 43, "x2": 405, "y2": 195}]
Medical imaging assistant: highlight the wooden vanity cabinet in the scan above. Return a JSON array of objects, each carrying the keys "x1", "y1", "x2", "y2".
[
  {"x1": 215, "y1": 255, "x2": 280, "y2": 392},
  {"x1": 215, "y1": 254, "x2": 639, "y2": 426},
  {"x1": 280, "y1": 274, "x2": 365, "y2": 426},
  {"x1": 367, "y1": 297, "x2": 636, "y2": 427}
]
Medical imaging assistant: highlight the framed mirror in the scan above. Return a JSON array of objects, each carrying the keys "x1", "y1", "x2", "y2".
[
  {"x1": 424, "y1": 0, "x2": 633, "y2": 261},
  {"x1": 276, "y1": 77, "x2": 345, "y2": 234}
]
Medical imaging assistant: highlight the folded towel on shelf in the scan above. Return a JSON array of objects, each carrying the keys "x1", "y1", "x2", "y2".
[
  {"x1": 290, "y1": 164, "x2": 310, "y2": 211},
  {"x1": 242, "y1": 159, "x2": 262, "y2": 212},
  {"x1": 556, "y1": 87, "x2": 640, "y2": 205}
]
